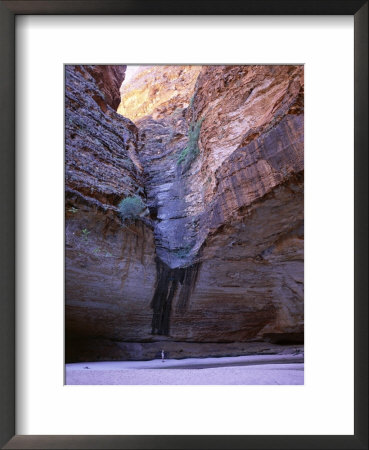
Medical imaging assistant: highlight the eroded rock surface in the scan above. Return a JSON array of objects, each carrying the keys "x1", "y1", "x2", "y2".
[
  {"x1": 86, "y1": 65, "x2": 127, "y2": 110},
  {"x1": 118, "y1": 65, "x2": 201, "y2": 121},
  {"x1": 127, "y1": 65, "x2": 304, "y2": 344},
  {"x1": 65, "y1": 65, "x2": 156, "y2": 361}
]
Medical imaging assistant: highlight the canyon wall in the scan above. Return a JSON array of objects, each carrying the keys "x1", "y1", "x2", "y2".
[
  {"x1": 66, "y1": 64, "x2": 304, "y2": 362},
  {"x1": 65, "y1": 65, "x2": 156, "y2": 362}
]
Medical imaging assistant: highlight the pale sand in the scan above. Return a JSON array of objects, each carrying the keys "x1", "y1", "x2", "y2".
[{"x1": 66, "y1": 354, "x2": 304, "y2": 385}]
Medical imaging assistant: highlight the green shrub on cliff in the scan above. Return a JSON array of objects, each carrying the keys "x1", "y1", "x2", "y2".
[
  {"x1": 177, "y1": 117, "x2": 204, "y2": 171},
  {"x1": 118, "y1": 195, "x2": 147, "y2": 223},
  {"x1": 81, "y1": 228, "x2": 90, "y2": 240}
]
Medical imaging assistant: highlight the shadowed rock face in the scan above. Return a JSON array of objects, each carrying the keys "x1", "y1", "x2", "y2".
[
  {"x1": 66, "y1": 64, "x2": 304, "y2": 362},
  {"x1": 150, "y1": 259, "x2": 201, "y2": 335},
  {"x1": 65, "y1": 65, "x2": 142, "y2": 210},
  {"x1": 65, "y1": 65, "x2": 157, "y2": 361},
  {"x1": 86, "y1": 65, "x2": 127, "y2": 111}
]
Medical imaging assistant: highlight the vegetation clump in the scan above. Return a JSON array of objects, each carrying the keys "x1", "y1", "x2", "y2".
[
  {"x1": 81, "y1": 228, "x2": 90, "y2": 241},
  {"x1": 177, "y1": 117, "x2": 204, "y2": 172},
  {"x1": 118, "y1": 195, "x2": 147, "y2": 223}
]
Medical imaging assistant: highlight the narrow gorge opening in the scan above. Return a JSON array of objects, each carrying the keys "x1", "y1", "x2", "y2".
[{"x1": 117, "y1": 65, "x2": 206, "y2": 337}]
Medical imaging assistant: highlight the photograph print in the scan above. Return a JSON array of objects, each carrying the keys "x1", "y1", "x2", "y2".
[{"x1": 65, "y1": 64, "x2": 304, "y2": 385}]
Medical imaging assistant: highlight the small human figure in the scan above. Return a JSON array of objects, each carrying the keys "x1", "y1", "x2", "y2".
[{"x1": 161, "y1": 349, "x2": 165, "y2": 363}]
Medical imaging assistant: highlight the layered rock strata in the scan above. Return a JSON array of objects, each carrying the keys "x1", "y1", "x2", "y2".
[
  {"x1": 117, "y1": 65, "x2": 201, "y2": 121},
  {"x1": 65, "y1": 65, "x2": 156, "y2": 361},
  {"x1": 120, "y1": 65, "x2": 304, "y2": 344}
]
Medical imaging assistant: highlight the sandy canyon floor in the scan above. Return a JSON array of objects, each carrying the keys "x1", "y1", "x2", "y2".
[{"x1": 66, "y1": 354, "x2": 304, "y2": 385}]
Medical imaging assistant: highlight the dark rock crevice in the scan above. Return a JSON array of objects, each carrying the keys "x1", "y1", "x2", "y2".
[{"x1": 150, "y1": 258, "x2": 201, "y2": 335}]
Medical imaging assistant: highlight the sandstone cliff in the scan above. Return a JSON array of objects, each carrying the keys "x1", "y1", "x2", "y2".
[
  {"x1": 65, "y1": 65, "x2": 156, "y2": 361},
  {"x1": 65, "y1": 64, "x2": 304, "y2": 362},
  {"x1": 117, "y1": 65, "x2": 201, "y2": 121}
]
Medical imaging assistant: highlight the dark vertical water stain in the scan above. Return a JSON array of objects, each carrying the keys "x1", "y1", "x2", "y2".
[
  {"x1": 176, "y1": 263, "x2": 201, "y2": 313},
  {"x1": 150, "y1": 258, "x2": 201, "y2": 335}
]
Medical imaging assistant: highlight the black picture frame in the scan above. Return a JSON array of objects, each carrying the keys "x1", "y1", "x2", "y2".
[{"x1": 1, "y1": 1, "x2": 367, "y2": 449}]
